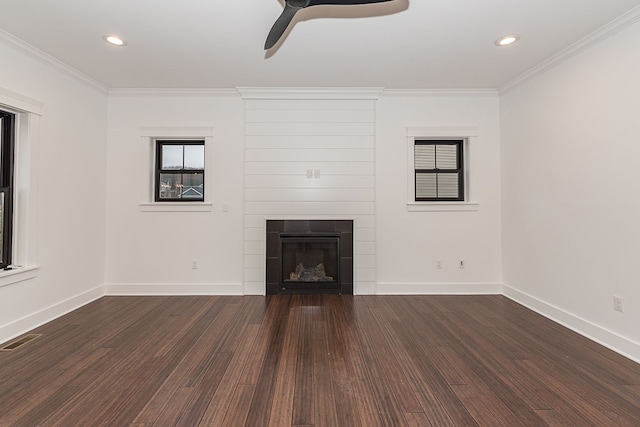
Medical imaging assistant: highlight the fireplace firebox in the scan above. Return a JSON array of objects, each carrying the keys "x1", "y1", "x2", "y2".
[{"x1": 266, "y1": 220, "x2": 353, "y2": 295}]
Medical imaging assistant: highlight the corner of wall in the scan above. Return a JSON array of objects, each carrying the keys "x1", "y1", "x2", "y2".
[{"x1": 502, "y1": 284, "x2": 640, "y2": 364}]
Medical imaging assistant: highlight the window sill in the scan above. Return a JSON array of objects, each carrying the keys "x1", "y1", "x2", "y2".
[
  {"x1": 407, "y1": 202, "x2": 479, "y2": 212},
  {"x1": 139, "y1": 202, "x2": 213, "y2": 212},
  {"x1": 0, "y1": 265, "x2": 39, "y2": 288}
]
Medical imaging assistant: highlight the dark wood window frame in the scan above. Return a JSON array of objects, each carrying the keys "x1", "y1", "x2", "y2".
[
  {"x1": 155, "y1": 140, "x2": 205, "y2": 202},
  {"x1": 414, "y1": 139, "x2": 464, "y2": 202},
  {"x1": 0, "y1": 109, "x2": 16, "y2": 269}
]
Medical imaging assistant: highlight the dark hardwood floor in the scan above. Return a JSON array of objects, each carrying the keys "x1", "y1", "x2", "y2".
[{"x1": 0, "y1": 295, "x2": 639, "y2": 426}]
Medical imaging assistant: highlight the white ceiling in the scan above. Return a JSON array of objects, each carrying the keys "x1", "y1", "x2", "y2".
[{"x1": 1, "y1": 0, "x2": 639, "y2": 90}]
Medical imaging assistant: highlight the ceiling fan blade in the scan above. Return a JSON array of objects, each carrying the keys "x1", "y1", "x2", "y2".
[
  {"x1": 265, "y1": 3, "x2": 301, "y2": 50},
  {"x1": 265, "y1": 0, "x2": 394, "y2": 49},
  {"x1": 308, "y1": 0, "x2": 394, "y2": 5}
]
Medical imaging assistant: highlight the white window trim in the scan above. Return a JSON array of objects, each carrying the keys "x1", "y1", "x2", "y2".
[
  {"x1": 0, "y1": 87, "x2": 41, "y2": 287},
  {"x1": 406, "y1": 126, "x2": 480, "y2": 212},
  {"x1": 139, "y1": 126, "x2": 214, "y2": 212}
]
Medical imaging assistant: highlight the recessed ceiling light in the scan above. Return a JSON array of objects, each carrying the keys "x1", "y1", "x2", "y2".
[
  {"x1": 495, "y1": 35, "x2": 520, "y2": 47},
  {"x1": 103, "y1": 35, "x2": 127, "y2": 46}
]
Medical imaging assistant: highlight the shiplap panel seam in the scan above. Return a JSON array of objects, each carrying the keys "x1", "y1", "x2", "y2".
[
  {"x1": 246, "y1": 135, "x2": 374, "y2": 149},
  {"x1": 245, "y1": 122, "x2": 374, "y2": 136},
  {"x1": 245, "y1": 162, "x2": 374, "y2": 175},
  {"x1": 244, "y1": 190, "x2": 375, "y2": 203},
  {"x1": 244, "y1": 99, "x2": 375, "y2": 110},
  {"x1": 244, "y1": 202, "x2": 375, "y2": 216},
  {"x1": 246, "y1": 110, "x2": 374, "y2": 123},
  {"x1": 245, "y1": 148, "x2": 373, "y2": 162},
  {"x1": 244, "y1": 175, "x2": 375, "y2": 189}
]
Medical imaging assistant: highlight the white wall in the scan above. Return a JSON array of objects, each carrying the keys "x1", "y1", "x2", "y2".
[
  {"x1": 0, "y1": 38, "x2": 107, "y2": 343},
  {"x1": 105, "y1": 90, "x2": 502, "y2": 297},
  {"x1": 105, "y1": 92, "x2": 245, "y2": 294},
  {"x1": 376, "y1": 92, "x2": 503, "y2": 293},
  {"x1": 501, "y1": 20, "x2": 640, "y2": 361}
]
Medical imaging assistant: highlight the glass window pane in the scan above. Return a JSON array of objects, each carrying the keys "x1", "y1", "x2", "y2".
[
  {"x1": 180, "y1": 173, "x2": 204, "y2": 199},
  {"x1": 184, "y1": 145, "x2": 204, "y2": 170},
  {"x1": 158, "y1": 173, "x2": 182, "y2": 199},
  {"x1": 0, "y1": 117, "x2": 5, "y2": 171},
  {"x1": 416, "y1": 173, "x2": 437, "y2": 198},
  {"x1": 437, "y1": 173, "x2": 459, "y2": 198},
  {"x1": 0, "y1": 191, "x2": 4, "y2": 263},
  {"x1": 415, "y1": 144, "x2": 435, "y2": 169},
  {"x1": 162, "y1": 145, "x2": 183, "y2": 170},
  {"x1": 0, "y1": 117, "x2": 4, "y2": 167},
  {"x1": 436, "y1": 145, "x2": 458, "y2": 170}
]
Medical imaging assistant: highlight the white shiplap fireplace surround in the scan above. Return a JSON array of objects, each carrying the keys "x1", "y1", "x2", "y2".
[{"x1": 239, "y1": 88, "x2": 380, "y2": 295}]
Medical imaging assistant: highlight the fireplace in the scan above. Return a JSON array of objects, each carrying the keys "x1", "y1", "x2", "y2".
[{"x1": 266, "y1": 220, "x2": 353, "y2": 295}]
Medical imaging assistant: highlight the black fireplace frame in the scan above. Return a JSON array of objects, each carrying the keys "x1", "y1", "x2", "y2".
[{"x1": 266, "y1": 220, "x2": 354, "y2": 295}]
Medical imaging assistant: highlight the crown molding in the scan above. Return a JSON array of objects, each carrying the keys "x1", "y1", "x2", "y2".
[
  {"x1": 0, "y1": 86, "x2": 43, "y2": 115},
  {"x1": 108, "y1": 88, "x2": 239, "y2": 97},
  {"x1": 0, "y1": 29, "x2": 108, "y2": 95},
  {"x1": 236, "y1": 87, "x2": 384, "y2": 100},
  {"x1": 500, "y1": 5, "x2": 640, "y2": 94},
  {"x1": 382, "y1": 89, "x2": 499, "y2": 98}
]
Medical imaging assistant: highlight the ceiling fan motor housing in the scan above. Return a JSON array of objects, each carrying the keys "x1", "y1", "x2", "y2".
[{"x1": 290, "y1": 0, "x2": 311, "y2": 8}]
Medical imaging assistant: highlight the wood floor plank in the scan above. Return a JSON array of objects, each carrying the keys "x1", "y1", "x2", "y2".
[
  {"x1": 132, "y1": 302, "x2": 236, "y2": 423},
  {"x1": 0, "y1": 347, "x2": 113, "y2": 425},
  {"x1": 292, "y1": 301, "x2": 315, "y2": 425},
  {"x1": 519, "y1": 358, "x2": 639, "y2": 427},
  {"x1": 450, "y1": 384, "x2": 505, "y2": 426},
  {"x1": 238, "y1": 296, "x2": 289, "y2": 386},
  {"x1": 221, "y1": 384, "x2": 255, "y2": 426},
  {"x1": 534, "y1": 409, "x2": 573, "y2": 427},
  {"x1": 267, "y1": 303, "x2": 300, "y2": 427},
  {"x1": 1, "y1": 295, "x2": 639, "y2": 426},
  {"x1": 323, "y1": 296, "x2": 364, "y2": 427},
  {"x1": 332, "y1": 298, "x2": 385, "y2": 427},
  {"x1": 197, "y1": 324, "x2": 260, "y2": 426},
  {"x1": 403, "y1": 411, "x2": 435, "y2": 427},
  {"x1": 243, "y1": 296, "x2": 292, "y2": 425},
  {"x1": 350, "y1": 299, "x2": 409, "y2": 426},
  {"x1": 175, "y1": 352, "x2": 234, "y2": 426},
  {"x1": 386, "y1": 300, "x2": 477, "y2": 426},
  {"x1": 435, "y1": 309, "x2": 549, "y2": 425},
  {"x1": 363, "y1": 299, "x2": 424, "y2": 414},
  {"x1": 312, "y1": 303, "x2": 341, "y2": 427}
]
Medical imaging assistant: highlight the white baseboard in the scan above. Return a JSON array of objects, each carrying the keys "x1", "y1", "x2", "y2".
[
  {"x1": 0, "y1": 285, "x2": 104, "y2": 345},
  {"x1": 242, "y1": 282, "x2": 265, "y2": 296},
  {"x1": 104, "y1": 283, "x2": 244, "y2": 296},
  {"x1": 375, "y1": 282, "x2": 502, "y2": 295},
  {"x1": 4, "y1": 281, "x2": 637, "y2": 366},
  {"x1": 355, "y1": 282, "x2": 376, "y2": 295},
  {"x1": 502, "y1": 284, "x2": 640, "y2": 364}
]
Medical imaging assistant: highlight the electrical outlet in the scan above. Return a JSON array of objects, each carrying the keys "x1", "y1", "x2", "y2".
[
  {"x1": 613, "y1": 296, "x2": 624, "y2": 312},
  {"x1": 459, "y1": 259, "x2": 465, "y2": 269},
  {"x1": 436, "y1": 259, "x2": 442, "y2": 269},
  {"x1": 191, "y1": 260, "x2": 199, "y2": 270}
]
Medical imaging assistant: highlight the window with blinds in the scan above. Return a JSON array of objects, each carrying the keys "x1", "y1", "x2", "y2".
[{"x1": 414, "y1": 140, "x2": 464, "y2": 201}]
